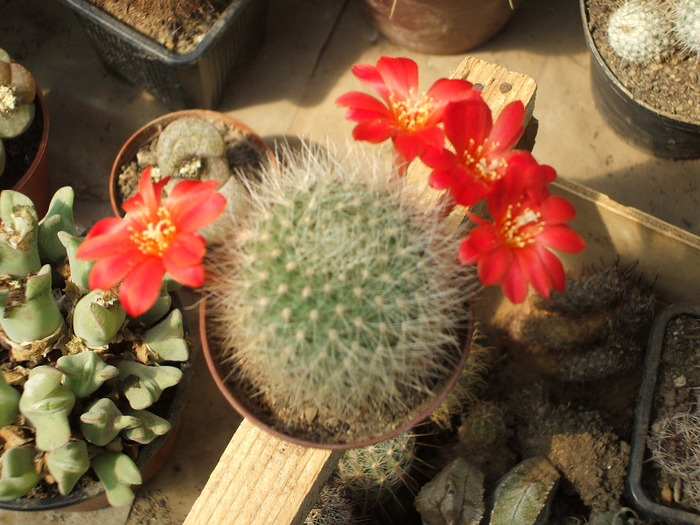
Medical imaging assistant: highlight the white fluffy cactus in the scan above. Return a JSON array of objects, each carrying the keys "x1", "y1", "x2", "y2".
[
  {"x1": 204, "y1": 144, "x2": 475, "y2": 443},
  {"x1": 607, "y1": 0, "x2": 674, "y2": 63},
  {"x1": 670, "y1": 0, "x2": 700, "y2": 55}
]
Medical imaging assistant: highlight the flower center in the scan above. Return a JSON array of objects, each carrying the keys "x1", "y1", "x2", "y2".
[
  {"x1": 462, "y1": 139, "x2": 506, "y2": 182},
  {"x1": 498, "y1": 202, "x2": 543, "y2": 248},
  {"x1": 389, "y1": 89, "x2": 432, "y2": 131},
  {"x1": 130, "y1": 208, "x2": 177, "y2": 256}
]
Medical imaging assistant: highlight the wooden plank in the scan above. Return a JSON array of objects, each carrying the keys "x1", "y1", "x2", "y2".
[
  {"x1": 183, "y1": 56, "x2": 538, "y2": 525},
  {"x1": 183, "y1": 419, "x2": 341, "y2": 525}
]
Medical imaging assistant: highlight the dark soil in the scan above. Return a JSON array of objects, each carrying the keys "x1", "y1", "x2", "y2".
[
  {"x1": 585, "y1": 0, "x2": 700, "y2": 122},
  {"x1": 87, "y1": 0, "x2": 231, "y2": 54},
  {"x1": 1, "y1": 98, "x2": 43, "y2": 191}
]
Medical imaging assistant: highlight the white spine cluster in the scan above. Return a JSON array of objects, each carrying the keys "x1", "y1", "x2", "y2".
[{"x1": 607, "y1": 0, "x2": 674, "y2": 63}]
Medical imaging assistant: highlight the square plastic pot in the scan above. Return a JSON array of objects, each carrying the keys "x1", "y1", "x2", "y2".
[{"x1": 57, "y1": 0, "x2": 267, "y2": 110}]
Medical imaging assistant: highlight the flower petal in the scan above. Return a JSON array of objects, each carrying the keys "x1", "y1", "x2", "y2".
[
  {"x1": 167, "y1": 180, "x2": 227, "y2": 231},
  {"x1": 88, "y1": 251, "x2": 145, "y2": 291},
  {"x1": 489, "y1": 100, "x2": 525, "y2": 154},
  {"x1": 351, "y1": 119, "x2": 397, "y2": 143},
  {"x1": 119, "y1": 258, "x2": 166, "y2": 317},
  {"x1": 76, "y1": 219, "x2": 132, "y2": 260},
  {"x1": 443, "y1": 98, "x2": 492, "y2": 154},
  {"x1": 501, "y1": 258, "x2": 530, "y2": 303},
  {"x1": 375, "y1": 56, "x2": 418, "y2": 100},
  {"x1": 537, "y1": 224, "x2": 587, "y2": 253}
]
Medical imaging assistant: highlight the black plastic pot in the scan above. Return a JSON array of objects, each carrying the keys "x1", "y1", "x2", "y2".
[
  {"x1": 580, "y1": 0, "x2": 700, "y2": 159},
  {"x1": 627, "y1": 304, "x2": 700, "y2": 524},
  {"x1": 56, "y1": 0, "x2": 267, "y2": 110}
]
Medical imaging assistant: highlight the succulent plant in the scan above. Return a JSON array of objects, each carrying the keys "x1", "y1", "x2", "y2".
[
  {"x1": 607, "y1": 0, "x2": 674, "y2": 63},
  {"x1": 204, "y1": 144, "x2": 475, "y2": 443},
  {"x1": 0, "y1": 47, "x2": 37, "y2": 177},
  {"x1": 0, "y1": 185, "x2": 189, "y2": 506},
  {"x1": 669, "y1": 0, "x2": 700, "y2": 55}
]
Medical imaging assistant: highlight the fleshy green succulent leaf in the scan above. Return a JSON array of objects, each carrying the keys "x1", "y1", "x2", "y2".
[
  {"x1": 73, "y1": 289, "x2": 126, "y2": 349},
  {"x1": 137, "y1": 293, "x2": 172, "y2": 327},
  {"x1": 79, "y1": 398, "x2": 141, "y2": 446},
  {"x1": 0, "y1": 264, "x2": 64, "y2": 344},
  {"x1": 18, "y1": 366, "x2": 75, "y2": 451},
  {"x1": 0, "y1": 373, "x2": 19, "y2": 427},
  {"x1": 37, "y1": 187, "x2": 77, "y2": 263},
  {"x1": 0, "y1": 189, "x2": 40, "y2": 277},
  {"x1": 143, "y1": 308, "x2": 189, "y2": 362},
  {"x1": 91, "y1": 452, "x2": 142, "y2": 507},
  {"x1": 122, "y1": 410, "x2": 171, "y2": 444},
  {"x1": 118, "y1": 361, "x2": 182, "y2": 410},
  {"x1": 45, "y1": 440, "x2": 90, "y2": 496},
  {"x1": 56, "y1": 351, "x2": 119, "y2": 398},
  {"x1": 0, "y1": 447, "x2": 40, "y2": 500},
  {"x1": 58, "y1": 231, "x2": 92, "y2": 293}
]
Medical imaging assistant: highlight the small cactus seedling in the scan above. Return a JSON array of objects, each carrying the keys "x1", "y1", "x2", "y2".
[
  {"x1": 607, "y1": 0, "x2": 674, "y2": 63},
  {"x1": 0, "y1": 189, "x2": 41, "y2": 278},
  {"x1": 45, "y1": 441, "x2": 90, "y2": 496},
  {"x1": 72, "y1": 289, "x2": 126, "y2": 350},
  {"x1": 304, "y1": 480, "x2": 358, "y2": 525},
  {"x1": 91, "y1": 452, "x2": 142, "y2": 507},
  {"x1": 37, "y1": 187, "x2": 77, "y2": 264},
  {"x1": 0, "y1": 447, "x2": 40, "y2": 500},
  {"x1": 122, "y1": 410, "x2": 171, "y2": 444},
  {"x1": 0, "y1": 48, "x2": 36, "y2": 177},
  {"x1": 204, "y1": 144, "x2": 475, "y2": 443},
  {"x1": 118, "y1": 361, "x2": 183, "y2": 410},
  {"x1": 0, "y1": 373, "x2": 19, "y2": 427},
  {"x1": 141, "y1": 308, "x2": 190, "y2": 363},
  {"x1": 335, "y1": 432, "x2": 417, "y2": 509},
  {"x1": 56, "y1": 351, "x2": 120, "y2": 398},
  {"x1": 79, "y1": 398, "x2": 141, "y2": 446}
]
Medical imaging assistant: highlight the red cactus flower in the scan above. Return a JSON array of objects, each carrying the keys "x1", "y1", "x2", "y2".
[
  {"x1": 336, "y1": 55, "x2": 474, "y2": 169},
  {"x1": 458, "y1": 180, "x2": 586, "y2": 303},
  {"x1": 423, "y1": 98, "x2": 526, "y2": 206},
  {"x1": 76, "y1": 167, "x2": 226, "y2": 316}
]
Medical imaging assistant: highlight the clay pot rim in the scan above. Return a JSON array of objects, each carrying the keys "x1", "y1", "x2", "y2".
[
  {"x1": 199, "y1": 294, "x2": 474, "y2": 451},
  {"x1": 109, "y1": 109, "x2": 275, "y2": 217}
]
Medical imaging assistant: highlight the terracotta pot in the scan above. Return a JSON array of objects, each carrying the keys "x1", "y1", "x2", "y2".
[
  {"x1": 361, "y1": 0, "x2": 520, "y2": 54},
  {"x1": 4, "y1": 85, "x2": 50, "y2": 217},
  {"x1": 628, "y1": 304, "x2": 700, "y2": 524},
  {"x1": 580, "y1": 0, "x2": 700, "y2": 159},
  {"x1": 109, "y1": 109, "x2": 274, "y2": 217},
  {"x1": 199, "y1": 296, "x2": 474, "y2": 450}
]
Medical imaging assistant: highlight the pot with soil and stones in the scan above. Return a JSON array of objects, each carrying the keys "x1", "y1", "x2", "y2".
[
  {"x1": 360, "y1": 0, "x2": 520, "y2": 54},
  {"x1": 109, "y1": 109, "x2": 273, "y2": 219},
  {"x1": 0, "y1": 48, "x2": 50, "y2": 217},
  {"x1": 580, "y1": 0, "x2": 700, "y2": 159},
  {"x1": 628, "y1": 303, "x2": 700, "y2": 524},
  {"x1": 0, "y1": 185, "x2": 194, "y2": 511},
  {"x1": 55, "y1": 0, "x2": 268, "y2": 109}
]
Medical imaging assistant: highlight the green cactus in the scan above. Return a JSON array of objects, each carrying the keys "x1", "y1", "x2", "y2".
[
  {"x1": 0, "y1": 447, "x2": 40, "y2": 500},
  {"x1": 79, "y1": 398, "x2": 141, "y2": 446},
  {"x1": 118, "y1": 361, "x2": 183, "y2": 410},
  {"x1": 0, "y1": 373, "x2": 19, "y2": 427},
  {"x1": 18, "y1": 366, "x2": 75, "y2": 451},
  {"x1": 607, "y1": 0, "x2": 674, "y2": 63},
  {"x1": 204, "y1": 146, "x2": 474, "y2": 437},
  {"x1": 142, "y1": 308, "x2": 189, "y2": 363},
  {"x1": 670, "y1": 0, "x2": 700, "y2": 55},
  {"x1": 305, "y1": 480, "x2": 357, "y2": 525},
  {"x1": 37, "y1": 186, "x2": 77, "y2": 264},
  {"x1": 0, "y1": 190, "x2": 40, "y2": 277},
  {"x1": 122, "y1": 410, "x2": 171, "y2": 444},
  {"x1": 0, "y1": 49, "x2": 36, "y2": 177},
  {"x1": 45, "y1": 440, "x2": 90, "y2": 496},
  {"x1": 72, "y1": 289, "x2": 127, "y2": 349},
  {"x1": 0, "y1": 265, "x2": 65, "y2": 357},
  {"x1": 56, "y1": 350, "x2": 119, "y2": 398},
  {"x1": 91, "y1": 452, "x2": 142, "y2": 507},
  {"x1": 335, "y1": 433, "x2": 416, "y2": 507}
]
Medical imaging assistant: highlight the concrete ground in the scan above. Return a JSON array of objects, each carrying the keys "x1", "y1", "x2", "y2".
[{"x1": 0, "y1": 0, "x2": 698, "y2": 523}]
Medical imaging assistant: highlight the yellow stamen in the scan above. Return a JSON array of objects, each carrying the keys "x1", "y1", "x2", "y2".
[
  {"x1": 498, "y1": 202, "x2": 543, "y2": 248},
  {"x1": 462, "y1": 139, "x2": 506, "y2": 182},
  {"x1": 129, "y1": 208, "x2": 177, "y2": 256},
  {"x1": 389, "y1": 89, "x2": 433, "y2": 131}
]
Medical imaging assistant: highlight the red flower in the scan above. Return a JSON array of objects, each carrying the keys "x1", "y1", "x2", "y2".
[
  {"x1": 458, "y1": 179, "x2": 586, "y2": 303},
  {"x1": 76, "y1": 167, "x2": 226, "y2": 316},
  {"x1": 336, "y1": 56, "x2": 474, "y2": 168},
  {"x1": 423, "y1": 98, "x2": 526, "y2": 206}
]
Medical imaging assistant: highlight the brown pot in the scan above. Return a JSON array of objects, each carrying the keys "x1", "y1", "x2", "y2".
[
  {"x1": 361, "y1": 0, "x2": 520, "y2": 54},
  {"x1": 199, "y1": 296, "x2": 474, "y2": 450},
  {"x1": 8, "y1": 85, "x2": 50, "y2": 217},
  {"x1": 109, "y1": 109, "x2": 274, "y2": 217}
]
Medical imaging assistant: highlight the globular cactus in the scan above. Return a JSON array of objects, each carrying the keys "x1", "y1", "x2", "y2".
[
  {"x1": 0, "y1": 48, "x2": 36, "y2": 177},
  {"x1": 669, "y1": 0, "x2": 700, "y2": 55},
  {"x1": 90, "y1": 452, "x2": 142, "y2": 507},
  {"x1": 56, "y1": 350, "x2": 119, "y2": 398},
  {"x1": 305, "y1": 480, "x2": 358, "y2": 525},
  {"x1": 45, "y1": 440, "x2": 90, "y2": 496},
  {"x1": 79, "y1": 398, "x2": 141, "y2": 446},
  {"x1": 0, "y1": 447, "x2": 40, "y2": 500},
  {"x1": 607, "y1": 0, "x2": 674, "y2": 63},
  {"x1": 18, "y1": 366, "x2": 75, "y2": 451},
  {"x1": 204, "y1": 145, "x2": 475, "y2": 440},
  {"x1": 72, "y1": 289, "x2": 126, "y2": 350},
  {"x1": 335, "y1": 432, "x2": 417, "y2": 508},
  {"x1": 118, "y1": 361, "x2": 183, "y2": 410}
]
